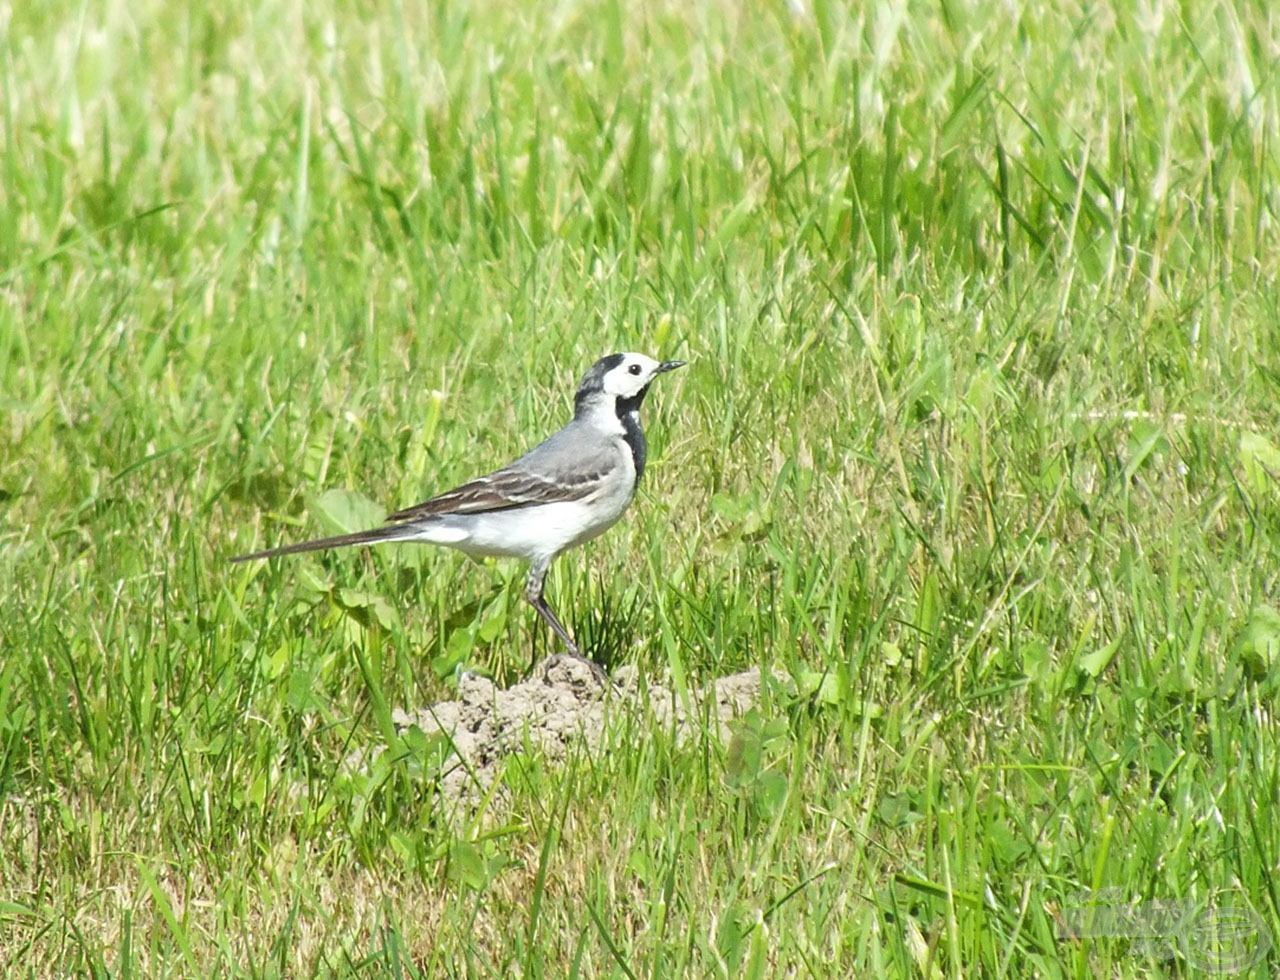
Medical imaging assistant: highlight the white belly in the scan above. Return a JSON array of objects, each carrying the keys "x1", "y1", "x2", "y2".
[{"x1": 404, "y1": 486, "x2": 634, "y2": 562}]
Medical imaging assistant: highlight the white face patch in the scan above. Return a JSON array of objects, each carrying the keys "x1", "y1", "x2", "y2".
[{"x1": 601, "y1": 353, "x2": 661, "y2": 398}]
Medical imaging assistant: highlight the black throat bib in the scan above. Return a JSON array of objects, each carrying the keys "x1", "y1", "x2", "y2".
[{"x1": 616, "y1": 388, "x2": 650, "y2": 481}]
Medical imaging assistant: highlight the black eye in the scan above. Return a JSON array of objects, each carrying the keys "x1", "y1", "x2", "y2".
[{"x1": 628, "y1": 364, "x2": 642, "y2": 375}]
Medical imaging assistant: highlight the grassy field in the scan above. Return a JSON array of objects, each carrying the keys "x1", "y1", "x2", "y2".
[{"x1": 3, "y1": 0, "x2": 1280, "y2": 974}]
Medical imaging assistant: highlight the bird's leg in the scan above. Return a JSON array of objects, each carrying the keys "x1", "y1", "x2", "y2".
[
  {"x1": 524, "y1": 560, "x2": 581, "y2": 656},
  {"x1": 524, "y1": 562, "x2": 612, "y2": 687}
]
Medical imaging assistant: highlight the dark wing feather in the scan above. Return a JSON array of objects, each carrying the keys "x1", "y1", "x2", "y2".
[{"x1": 385, "y1": 463, "x2": 611, "y2": 523}]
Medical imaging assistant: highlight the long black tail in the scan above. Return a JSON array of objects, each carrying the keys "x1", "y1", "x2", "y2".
[{"x1": 228, "y1": 524, "x2": 415, "y2": 563}]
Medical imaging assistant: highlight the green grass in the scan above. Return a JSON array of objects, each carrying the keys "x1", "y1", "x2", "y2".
[{"x1": 3, "y1": 0, "x2": 1280, "y2": 974}]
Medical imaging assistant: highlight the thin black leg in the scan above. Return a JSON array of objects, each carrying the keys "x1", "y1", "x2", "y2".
[
  {"x1": 525, "y1": 558, "x2": 582, "y2": 655},
  {"x1": 523, "y1": 559, "x2": 612, "y2": 685},
  {"x1": 530, "y1": 595, "x2": 582, "y2": 655}
]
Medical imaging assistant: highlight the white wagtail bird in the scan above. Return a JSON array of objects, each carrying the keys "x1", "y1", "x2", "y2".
[{"x1": 230, "y1": 353, "x2": 685, "y2": 672}]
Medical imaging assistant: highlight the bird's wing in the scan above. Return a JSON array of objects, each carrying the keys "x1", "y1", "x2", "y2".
[
  {"x1": 385, "y1": 460, "x2": 613, "y2": 523},
  {"x1": 228, "y1": 425, "x2": 619, "y2": 562}
]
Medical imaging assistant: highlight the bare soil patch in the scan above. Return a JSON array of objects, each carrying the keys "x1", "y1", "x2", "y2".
[{"x1": 391, "y1": 656, "x2": 765, "y2": 803}]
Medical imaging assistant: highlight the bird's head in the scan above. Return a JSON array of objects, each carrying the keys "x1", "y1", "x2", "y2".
[{"x1": 574, "y1": 352, "x2": 685, "y2": 417}]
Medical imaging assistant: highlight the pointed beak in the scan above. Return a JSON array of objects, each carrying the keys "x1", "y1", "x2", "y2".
[{"x1": 656, "y1": 359, "x2": 686, "y2": 374}]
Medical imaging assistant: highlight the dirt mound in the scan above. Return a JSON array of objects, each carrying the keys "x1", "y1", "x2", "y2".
[{"x1": 391, "y1": 656, "x2": 764, "y2": 804}]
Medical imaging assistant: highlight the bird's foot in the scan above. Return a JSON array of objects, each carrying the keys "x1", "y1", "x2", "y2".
[{"x1": 542, "y1": 651, "x2": 615, "y2": 690}]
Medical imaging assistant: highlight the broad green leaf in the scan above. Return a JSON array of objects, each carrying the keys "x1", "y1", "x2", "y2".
[
  {"x1": 881, "y1": 641, "x2": 903, "y2": 667},
  {"x1": 285, "y1": 666, "x2": 321, "y2": 714},
  {"x1": 1078, "y1": 638, "x2": 1121, "y2": 679},
  {"x1": 338, "y1": 587, "x2": 398, "y2": 630},
  {"x1": 447, "y1": 840, "x2": 490, "y2": 891},
  {"x1": 1240, "y1": 432, "x2": 1280, "y2": 497},
  {"x1": 310, "y1": 488, "x2": 385, "y2": 536},
  {"x1": 1123, "y1": 419, "x2": 1167, "y2": 482},
  {"x1": 876, "y1": 793, "x2": 924, "y2": 830},
  {"x1": 477, "y1": 596, "x2": 508, "y2": 643},
  {"x1": 1236, "y1": 605, "x2": 1280, "y2": 680},
  {"x1": 1021, "y1": 640, "x2": 1052, "y2": 686},
  {"x1": 433, "y1": 628, "x2": 474, "y2": 677},
  {"x1": 724, "y1": 725, "x2": 763, "y2": 787},
  {"x1": 755, "y1": 771, "x2": 789, "y2": 820},
  {"x1": 987, "y1": 818, "x2": 1033, "y2": 868}
]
